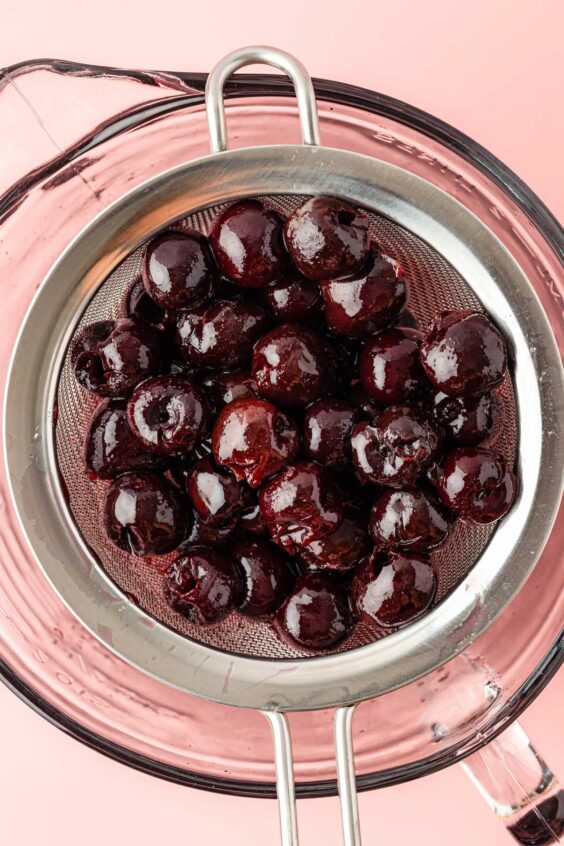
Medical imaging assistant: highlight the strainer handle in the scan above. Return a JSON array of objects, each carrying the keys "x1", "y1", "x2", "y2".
[{"x1": 205, "y1": 46, "x2": 321, "y2": 153}]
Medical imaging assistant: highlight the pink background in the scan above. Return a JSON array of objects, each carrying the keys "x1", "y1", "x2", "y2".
[{"x1": 2, "y1": 1, "x2": 563, "y2": 844}]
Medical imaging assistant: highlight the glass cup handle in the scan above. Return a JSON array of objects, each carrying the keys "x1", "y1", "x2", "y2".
[
  {"x1": 462, "y1": 721, "x2": 564, "y2": 843},
  {"x1": 205, "y1": 45, "x2": 321, "y2": 153}
]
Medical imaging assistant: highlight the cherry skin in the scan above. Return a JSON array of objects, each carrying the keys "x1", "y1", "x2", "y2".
[
  {"x1": 276, "y1": 572, "x2": 355, "y2": 650},
  {"x1": 72, "y1": 318, "x2": 165, "y2": 397},
  {"x1": 209, "y1": 200, "x2": 288, "y2": 288},
  {"x1": 176, "y1": 299, "x2": 269, "y2": 370},
  {"x1": 104, "y1": 471, "x2": 187, "y2": 556},
  {"x1": 251, "y1": 324, "x2": 338, "y2": 410},
  {"x1": 360, "y1": 327, "x2": 429, "y2": 406},
  {"x1": 84, "y1": 400, "x2": 166, "y2": 479},
  {"x1": 232, "y1": 537, "x2": 295, "y2": 616},
  {"x1": 180, "y1": 512, "x2": 238, "y2": 548},
  {"x1": 320, "y1": 248, "x2": 407, "y2": 337},
  {"x1": 212, "y1": 397, "x2": 300, "y2": 488},
  {"x1": 370, "y1": 488, "x2": 453, "y2": 552},
  {"x1": 433, "y1": 392, "x2": 494, "y2": 446},
  {"x1": 285, "y1": 196, "x2": 370, "y2": 281},
  {"x1": 352, "y1": 549, "x2": 436, "y2": 627},
  {"x1": 259, "y1": 461, "x2": 344, "y2": 554},
  {"x1": 186, "y1": 456, "x2": 245, "y2": 526},
  {"x1": 127, "y1": 375, "x2": 209, "y2": 456},
  {"x1": 120, "y1": 275, "x2": 169, "y2": 330},
  {"x1": 142, "y1": 229, "x2": 216, "y2": 308},
  {"x1": 201, "y1": 369, "x2": 257, "y2": 408},
  {"x1": 299, "y1": 510, "x2": 372, "y2": 572},
  {"x1": 303, "y1": 399, "x2": 363, "y2": 469},
  {"x1": 164, "y1": 547, "x2": 243, "y2": 624},
  {"x1": 264, "y1": 273, "x2": 324, "y2": 324},
  {"x1": 432, "y1": 447, "x2": 516, "y2": 524},
  {"x1": 420, "y1": 310, "x2": 507, "y2": 397},
  {"x1": 351, "y1": 404, "x2": 442, "y2": 488}
]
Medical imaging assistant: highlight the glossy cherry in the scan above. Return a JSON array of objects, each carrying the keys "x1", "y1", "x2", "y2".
[
  {"x1": 299, "y1": 511, "x2": 371, "y2": 572},
  {"x1": 104, "y1": 471, "x2": 187, "y2": 556},
  {"x1": 209, "y1": 200, "x2": 288, "y2": 288},
  {"x1": 180, "y1": 512, "x2": 238, "y2": 548},
  {"x1": 432, "y1": 447, "x2": 516, "y2": 524},
  {"x1": 264, "y1": 273, "x2": 324, "y2": 324},
  {"x1": 142, "y1": 229, "x2": 216, "y2": 308},
  {"x1": 369, "y1": 488, "x2": 453, "y2": 552},
  {"x1": 232, "y1": 537, "x2": 295, "y2": 616},
  {"x1": 285, "y1": 196, "x2": 370, "y2": 281},
  {"x1": 276, "y1": 572, "x2": 354, "y2": 650},
  {"x1": 164, "y1": 547, "x2": 243, "y2": 624},
  {"x1": 351, "y1": 404, "x2": 442, "y2": 487},
  {"x1": 251, "y1": 324, "x2": 337, "y2": 410},
  {"x1": 352, "y1": 549, "x2": 436, "y2": 627},
  {"x1": 84, "y1": 400, "x2": 166, "y2": 479},
  {"x1": 421, "y1": 310, "x2": 507, "y2": 397},
  {"x1": 186, "y1": 456, "x2": 245, "y2": 525},
  {"x1": 433, "y1": 392, "x2": 494, "y2": 446},
  {"x1": 303, "y1": 399, "x2": 362, "y2": 468},
  {"x1": 120, "y1": 275, "x2": 169, "y2": 329},
  {"x1": 360, "y1": 327, "x2": 428, "y2": 406},
  {"x1": 239, "y1": 498, "x2": 269, "y2": 536},
  {"x1": 201, "y1": 369, "x2": 257, "y2": 408}
]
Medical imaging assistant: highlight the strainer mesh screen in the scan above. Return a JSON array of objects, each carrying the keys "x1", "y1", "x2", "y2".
[{"x1": 55, "y1": 196, "x2": 517, "y2": 659}]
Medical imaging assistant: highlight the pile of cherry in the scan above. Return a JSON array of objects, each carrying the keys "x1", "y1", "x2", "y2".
[{"x1": 71, "y1": 196, "x2": 516, "y2": 652}]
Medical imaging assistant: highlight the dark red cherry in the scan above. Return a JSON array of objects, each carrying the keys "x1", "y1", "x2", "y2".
[
  {"x1": 360, "y1": 327, "x2": 428, "y2": 406},
  {"x1": 299, "y1": 511, "x2": 371, "y2": 572},
  {"x1": 201, "y1": 369, "x2": 257, "y2": 408},
  {"x1": 186, "y1": 456, "x2": 244, "y2": 525},
  {"x1": 127, "y1": 375, "x2": 209, "y2": 456},
  {"x1": 72, "y1": 319, "x2": 164, "y2": 397},
  {"x1": 320, "y1": 248, "x2": 407, "y2": 337},
  {"x1": 346, "y1": 383, "x2": 380, "y2": 421},
  {"x1": 420, "y1": 310, "x2": 507, "y2": 397},
  {"x1": 142, "y1": 229, "x2": 216, "y2": 308},
  {"x1": 433, "y1": 447, "x2": 516, "y2": 524},
  {"x1": 84, "y1": 400, "x2": 166, "y2": 479},
  {"x1": 180, "y1": 512, "x2": 237, "y2": 548},
  {"x1": 176, "y1": 299, "x2": 269, "y2": 370},
  {"x1": 276, "y1": 572, "x2": 354, "y2": 650},
  {"x1": 209, "y1": 200, "x2": 288, "y2": 288},
  {"x1": 285, "y1": 197, "x2": 370, "y2": 281},
  {"x1": 232, "y1": 537, "x2": 295, "y2": 616},
  {"x1": 259, "y1": 461, "x2": 344, "y2": 553},
  {"x1": 264, "y1": 273, "x2": 324, "y2": 324},
  {"x1": 104, "y1": 472, "x2": 187, "y2": 556},
  {"x1": 239, "y1": 498, "x2": 269, "y2": 536},
  {"x1": 120, "y1": 275, "x2": 169, "y2": 329},
  {"x1": 251, "y1": 324, "x2": 338, "y2": 410},
  {"x1": 433, "y1": 392, "x2": 494, "y2": 446},
  {"x1": 351, "y1": 404, "x2": 442, "y2": 488},
  {"x1": 164, "y1": 547, "x2": 242, "y2": 624},
  {"x1": 352, "y1": 549, "x2": 436, "y2": 627},
  {"x1": 211, "y1": 397, "x2": 300, "y2": 488},
  {"x1": 303, "y1": 399, "x2": 363, "y2": 468},
  {"x1": 370, "y1": 488, "x2": 453, "y2": 552}
]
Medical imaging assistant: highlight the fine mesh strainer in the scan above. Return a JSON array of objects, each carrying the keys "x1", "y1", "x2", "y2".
[{"x1": 4, "y1": 47, "x2": 564, "y2": 846}]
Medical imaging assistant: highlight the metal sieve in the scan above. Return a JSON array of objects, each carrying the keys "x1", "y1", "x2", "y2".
[{"x1": 4, "y1": 47, "x2": 564, "y2": 846}]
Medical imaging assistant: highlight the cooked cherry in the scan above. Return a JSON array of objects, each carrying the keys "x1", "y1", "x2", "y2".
[
  {"x1": 276, "y1": 572, "x2": 354, "y2": 650},
  {"x1": 433, "y1": 447, "x2": 516, "y2": 524},
  {"x1": 186, "y1": 456, "x2": 244, "y2": 525},
  {"x1": 164, "y1": 547, "x2": 242, "y2": 624},
  {"x1": 84, "y1": 400, "x2": 166, "y2": 479},
  {"x1": 251, "y1": 324, "x2": 338, "y2": 410},
  {"x1": 299, "y1": 511, "x2": 371, "y2": 572},
  {"x1": 351, "y1": 404, "x2": 442, "y2": 487},
  {"x1": 180, "y1": 512, "x2": 237, "y2": 548},
  {"x1": 320, "y1": 248, "x2": 407, "y2": 337},
  {"x1": 352, "y1": 549, "x2": 436, "y2": 627},
  {"x1": 176, "y1": 299, "x2": 269, "y2": 370},
  {"x1": 370, "y1": 488, "x2": 453, "y2": 552},
  {"x1": 264, "y1": 273, "x2": 324, "y2": 324},
  {"x1": 104, "y1": 471, "x2": 187, "y2": 556},
  {"x1": 259, "y1": 461, "x2": 344, "y2": 553},
  {"x1": 72, "y1": 319, "x2": 165, "y2": 397},
  {"x1": 346, "y1": 383, "x2": 380, "y2": 421},
  {"x1": 303, "y1": 399, "x2": 362, "y2": 468},
  {"x1": 239, "y1": 494, "x2": 269, "y2": 536},
  {"x1": 209, "y1": 200, "x2": 288, "y2": 288},
  {"x1": 211, "y1": 397, "x2": 299, "y2": 488},
  {"x1": 421, "y1": 310, "x2": 507, "y2": 397},
  {"x1": 433, "y1": 392, "x2": 494, "y2": 446},
  {"x1": 120, "y1": 275, "x2": 169, "y2": 329},
  {"x1": 142, "y1": 229, "x2": 216, "y2": 308},
  {"x1": 233, "y1": 537, "x2": 295, "y2": 616},
  {"x1": 285, "y1": 196, "x2": 369, "y2": 281},
  {"x1": 202, "y1": 369, "x2": 257, "y2": 407},
  {"x1": 127, "y1": 375, "x2": 209, "y2": 456},
  {"x1": 360, "y1": 327, "x2": 428, "y2": 406}
]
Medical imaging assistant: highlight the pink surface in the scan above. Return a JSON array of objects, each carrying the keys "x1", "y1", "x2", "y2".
[{"x1": 1, "y1": 2, "x2": 562, "y2": 844}]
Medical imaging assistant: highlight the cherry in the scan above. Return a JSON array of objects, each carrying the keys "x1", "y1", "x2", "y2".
[
  {"x1": 421, "y1": 310, "x2": 507, "y2": 397},
  {"x1": 285, "y1": 196, "x2": 370, "y2": 281},
  {"x1": 370, "y1": 488, "x2": 453, "y2": 552},
  {"x1": 202, "y1": 369, "x2": 257, "y2": 408},
  {"x1": 276, "y1": 572, "x2": 354, "y2": 650},
  {"x1": 84, "y1": 400, "x2": 166, "y2": 479},
  {"x1": 239, "y1": 498, "x2": 269, "y2": 536},
  {"x1": 209, "y1": 200, "x2": 288, "y2": 288},
  {"x1": 264, "y1": 273, "x2": 324, "y2": 324},
  {"x1": 352, "y1": 549, "x2": 436, "y2": 627},
  {"x1": 180, "y1": 512, "x2": 238, "y2": 548},
  {"x1": 395, "y1": 309, "x2": 420, "y2": 330},
  {"x1": 433, "y1": 392, "x2": 494, "y2": 446},
  {"x1": 232, "y1": 537, "x2": 295, "y2": 616},
  {"x1": 120, "y1": 275, "x2": 169, "y2": 329},
  {"x1": 164, "y1": 547, "x2": 242, "y2": 624},
  {"x1": 360, "y1": 327, "x2": 428, "y2": 406},
  {"x1": 299, "y1": 511, "x2": 371, "y2": 571},
  {"x1": 432, "y1": 447, "x2": 516, "y2": 524},
  {"x1": 303, "y1": 399, "x2": 363, "y2": 468},
  {"x1": 186, "y1": 456, "x2": 245, "y2": 525},
  {"x1": 142, "y1": 229, "x2": 216, "y2": 308}
]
